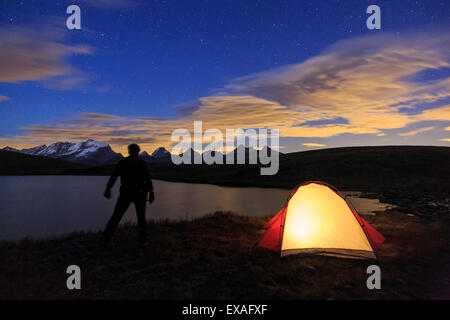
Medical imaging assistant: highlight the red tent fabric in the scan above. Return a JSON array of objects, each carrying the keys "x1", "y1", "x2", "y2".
[
  {"x1": 258, "y1": 207, "x2": 287, "y2": 252},
  {"x1": 263, "y1": 207, "x2": 284, "y2": 229}
]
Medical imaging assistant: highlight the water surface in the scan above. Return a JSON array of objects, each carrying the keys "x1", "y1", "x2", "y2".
[
  {"x1": 0, "y1": 176, "x2": 392, "y2": 240},
  {"x1": 0, "y1": 176, "x2": 289, "y2": 240}
]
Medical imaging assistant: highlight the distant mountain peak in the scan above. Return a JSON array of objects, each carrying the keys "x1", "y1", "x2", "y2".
[
  {"x1": 3, "y1": 146, "x2": 19, "y2": 152},
  {"x1": 20, "y1": 145, "x2": 47, "y2": 155},
  {"x1": 139, "y1": 151, "x2": 152, "y2": 161},
  {"x1": 137, "y1": 147, "x2": 172, "y2": 163},
  {"x1": 2, "y1": 139, "x2": 122, "y2": 166},
  {"x1": 151, "y1": 147, "x2": 170, "y2": 158}
]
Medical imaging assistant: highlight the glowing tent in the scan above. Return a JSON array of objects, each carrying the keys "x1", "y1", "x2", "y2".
[{"x1": 258, "y1": 182, "x2": 385, "y2": 259}]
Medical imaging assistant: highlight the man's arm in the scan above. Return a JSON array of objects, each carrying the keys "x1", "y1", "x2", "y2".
[
  {"x1": 143, "y1": 161, "x2": 155, "y2": 203},
  {"x1": 142, "y1": 161, "x2": 153, "y2": 192},
  {"x1": 104, "y1": 161, "x2": 121, "y2": 198}
]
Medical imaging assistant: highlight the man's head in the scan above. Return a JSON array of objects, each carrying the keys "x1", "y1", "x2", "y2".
[{"x1": 128, "y1": 143, "x2": 141, "y2": 156}]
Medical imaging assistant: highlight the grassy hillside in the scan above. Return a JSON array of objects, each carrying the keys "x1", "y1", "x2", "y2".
[
  {"x1": 279, "y1": 145, "x2": 450, "y2": 191},
  {"x1": 144, "y1": 146, "x2": 450, "y2": 193},
  {"x1": 1, "y1": 210, "x2": 449, "y2": 299},
  {"x1": 1, "y1": 147, "x2": 449, "y2": 299},
  {"x1": 1, "y1": 146, "x2": 449, "y2": 193}
]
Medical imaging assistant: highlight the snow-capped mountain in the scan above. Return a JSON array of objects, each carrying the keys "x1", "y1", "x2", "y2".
[
  {"x1": 21, "y1": 145, "x2": 47, "y2": 155},
  {"x1": 2, "y1": 142, "x2": 279, "y2": 166},
  {"x1": 2, "y1": 140, "x2": 123, "y2": 166},
  {"x1": 3, "y1": 146, "x2": 19, "y2": 152}
]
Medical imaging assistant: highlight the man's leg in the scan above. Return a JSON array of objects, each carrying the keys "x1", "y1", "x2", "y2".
[
  {"x1": 101, "y1": 193, "x2": 132, "y2": 246},
  {"x1": 134, "y1": 192, "x2": 148, "y2": 244}
]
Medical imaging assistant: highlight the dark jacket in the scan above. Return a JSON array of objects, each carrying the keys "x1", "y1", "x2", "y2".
[{"x1": 106, "y1": 155, "x2": 153, "y2": 193}]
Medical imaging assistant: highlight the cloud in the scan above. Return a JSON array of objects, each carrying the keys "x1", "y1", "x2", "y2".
[
  {"x1": 226, "y1": 32, "x2": 450, "y2": 136},
  {"x1": 1, "y1": 29, "x2": 450, "y2": 153},
  {"x1": 106, "y1": 137, "x2": 155, "y2": 145},
  {"x1": 78, "y1": 113, "x2": 121, "y2": 120},
  {"x1": 0, "y1": 26, "x2": 93, "y2": 96},
  {"x1": 416, "y1": 104, "x2": 450, "y2": 121},
  {"x1": 398, "y1": 126, "x2": 435, "y2": 136},
  {"x1": 303, "y1": 143, "x2": 326, "y2": 147},
  {"x1": 440, "y1": 138, "x2": 450, "y2": 142}
]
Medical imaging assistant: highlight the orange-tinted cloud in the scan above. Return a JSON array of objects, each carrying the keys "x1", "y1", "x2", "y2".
[
  {"x1": 227, "y1": 32, "x2": 450, "y2": 135},
  {"x1": 1, "y1": 30, "x2": 449, "y2": 153},
  {"x1": 398, "y1": 126, "x2": 435, "y2": 136},
  {"x1": 0, "y1": 26, "x2": 93, "y2": 97},
  {"x1": 303, "y1": 143, "x2": 326, "y2": 147}
]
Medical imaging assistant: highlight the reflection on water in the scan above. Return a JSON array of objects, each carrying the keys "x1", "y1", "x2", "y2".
[
  {"x1": 0, "y1": 176, "x2": 393, "y2": 241},
  {"x1": 0, "y1": 176, "x2": 289, "y2": 240}
]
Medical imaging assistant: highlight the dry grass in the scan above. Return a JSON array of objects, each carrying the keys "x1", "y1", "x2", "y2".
[{"x1": 1, "y1": 210, "x2": 449, "y2": 299}]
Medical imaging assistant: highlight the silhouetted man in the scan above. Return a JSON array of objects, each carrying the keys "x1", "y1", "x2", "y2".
[{"x1": 101, "y1": 143, "x2": 154, "y2": 248}]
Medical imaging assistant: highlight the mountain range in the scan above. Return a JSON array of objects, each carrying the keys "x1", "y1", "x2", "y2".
[
  {"x1": 2, "y1": 145, "x2": 448, "y2": 199},
  {"x1": 2, "y1": 140, "x2": 279, "y2": 166},
  {"x1": 3, "y1": 140, "x2": 122, "y2": 166},
  {"x1": 140, "y1": 147, "x2": 172, "y2": 163}
]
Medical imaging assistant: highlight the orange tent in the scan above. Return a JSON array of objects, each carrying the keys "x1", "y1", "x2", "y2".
[{"x1": 258, "y1": 182, "x2": 385, "y2": 259}]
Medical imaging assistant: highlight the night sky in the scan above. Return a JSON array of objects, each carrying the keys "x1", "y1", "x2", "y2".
[{"x1": 0, "y1": 0, "x2": 449, "y2": 154}]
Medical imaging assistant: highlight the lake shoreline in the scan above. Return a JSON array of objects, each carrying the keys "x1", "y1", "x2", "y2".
[
  {"x1": 0, "y1": 176, "x2": 403, "y2": 241},
  {"x1": 0, "y1": 177, "x2": 300, "y2": 241},
  {"x1": 2, "y1": 146, "x2": 449, "y2": 221}
]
